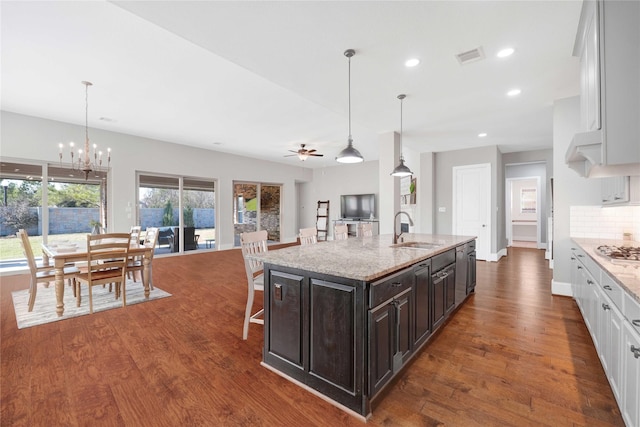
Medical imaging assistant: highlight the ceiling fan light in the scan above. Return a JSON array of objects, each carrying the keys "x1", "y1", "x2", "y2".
[
  {"x1": 298, "y1": 152, "x2": 309, "y2": 161},
  {"x1": 391, "y1": 157, "x2": 412, "y2": 177},
  {"x1": 336, "y1": 139, "x2": 364, "y2": 163}
]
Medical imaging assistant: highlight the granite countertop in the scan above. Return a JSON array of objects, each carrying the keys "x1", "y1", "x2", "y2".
[
  {"x1": 249, "y1": 233, "x2": 475, "y2": 282},
  {"x1": 572, "y1": 238, "x2": 640, "y2": 304}
]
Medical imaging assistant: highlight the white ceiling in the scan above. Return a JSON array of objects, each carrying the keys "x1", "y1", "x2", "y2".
[{"x1": 1, "y1": 1, "x2": 582, "y2": 168}]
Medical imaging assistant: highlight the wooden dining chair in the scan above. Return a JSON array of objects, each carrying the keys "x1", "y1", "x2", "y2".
[
  {"x1": 299, "y1": 227, "x2": 318, "y2": 245},
  {"x1": 359, "y1": 222, "x2": 373, "y2": 237},
  {"x1": 127, "y1": 227, "x2": 159, "y2": 289},
  {"x1": 334, "y1": 224, "x2": 349, "y2": 241},
  {"x1": 17, "y1": 229, "x2": 80, "y2": 312},
  {"x1": 240, "y1": 230, "x2": 268, "y2": 340},
  {"x1": 74, "y1": 233, "x2": 131, "y2": 314}
]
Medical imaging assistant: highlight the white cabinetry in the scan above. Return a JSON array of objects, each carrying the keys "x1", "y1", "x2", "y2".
[
  {"x1": 570, "y1": 244, "x2": 640, "y2": 426},
  {"x1": 601, "y1": 176, "x2": 629, "y2": 205},
  {"x1": 566, "y1": 0, "x2": 640, "y2": 177},
  {"x1": 622, "y1": 321, "x2": 640, "y2": 427}
]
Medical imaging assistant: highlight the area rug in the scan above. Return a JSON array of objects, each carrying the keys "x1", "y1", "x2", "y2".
[{"x1": 12, "y1": 280, "x2": 172, "y2": 329}]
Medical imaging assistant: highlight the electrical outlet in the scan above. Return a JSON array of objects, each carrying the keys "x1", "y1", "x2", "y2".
[{"x1": 438, "y1": 207, "x2": 446, "y2": 212}]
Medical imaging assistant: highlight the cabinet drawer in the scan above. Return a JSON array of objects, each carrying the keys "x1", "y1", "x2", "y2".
[
  {"x1": 624, "y1": 292, "x2": 640, "y2": 334},
  {"x1": 573, "y1": 245, "x2": 600, "y2": 280},
  {"x1": 466, "y1": 240, "x2": 476, "y2": 253},
  {"x1": 432, "y1": 249, "x2": 456, "y2": 272},
  {"x1": 370, "y1": 268, "x2": 413, "y2": 308},
  {"x1": 600, "y1": 272, "x2": 624, "y2": 311}
]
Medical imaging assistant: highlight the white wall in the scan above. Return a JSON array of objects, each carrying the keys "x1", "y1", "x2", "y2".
[
  {"x1": 552, "y1": 96, "x2": 602, "y2": 293},
  {"x1": 1, "y1": 111, "x2": 312, "y2": 248},
  {"x1": 299, "y1": 161, "x2": 379, "y2": 239}
]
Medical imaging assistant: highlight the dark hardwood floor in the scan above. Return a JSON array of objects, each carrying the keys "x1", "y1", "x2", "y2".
[{"x1": 1, "y1": 246, "x2": 624, "y2": 426}]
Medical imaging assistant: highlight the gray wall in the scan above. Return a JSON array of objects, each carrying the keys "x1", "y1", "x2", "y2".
[
  {"x1": 434, "y1": 145, "x2": 504, "y2": 257},
  {"x1": 552, "y1": 96, "x2": 602, "y2": 288}
]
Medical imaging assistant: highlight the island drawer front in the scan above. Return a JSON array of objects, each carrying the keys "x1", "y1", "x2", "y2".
[
  {"x1": 432, "y1": 249, "x2": 456, "y2": 272},
  {"x1": 370, "y1": 268, "x2": 413, "y2": 308},
  {"x1": 466, "y1": 240, "x2": 476, "y2": 252}
]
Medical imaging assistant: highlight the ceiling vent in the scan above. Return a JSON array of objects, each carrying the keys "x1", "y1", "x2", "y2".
[{"x1": 456, "y1": 46, "x2": 485, "y2": 65}]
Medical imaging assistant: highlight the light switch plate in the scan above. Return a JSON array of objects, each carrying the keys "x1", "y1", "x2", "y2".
[{"x1": 438, "y1": 207, "x2": 446, "y2": 212}]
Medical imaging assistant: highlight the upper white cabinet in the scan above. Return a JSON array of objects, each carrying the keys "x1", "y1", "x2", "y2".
[{"x1": 566, "y1": 0, "x2": 640, "y2": 177}]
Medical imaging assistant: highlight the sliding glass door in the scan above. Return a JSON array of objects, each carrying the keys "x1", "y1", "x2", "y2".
[
  {"x1": 138, "y1": 174, "x2": 215, "y2": 254},
  {"x1": 233, "y1": 182, "x2": 281, "y2": 246},
  {"x1": 0, "y1": 160, "x2": 106, "y2": 268}
]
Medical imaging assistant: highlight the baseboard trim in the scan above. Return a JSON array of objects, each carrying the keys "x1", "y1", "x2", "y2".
[
  {"x1": 552, "y1": 280, "x2": 572, "y2": 296},
  {"x1": 487, "y1": 248, "x2": 507, "y2": 262}
]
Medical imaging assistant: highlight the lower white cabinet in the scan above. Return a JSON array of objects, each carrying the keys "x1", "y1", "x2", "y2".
[
  {"x1": 621, "y1": 321, "x2": 640, "y2": 427},
  {"x1": 571, "y1": 244, "x2": 639, "y2": 426}
]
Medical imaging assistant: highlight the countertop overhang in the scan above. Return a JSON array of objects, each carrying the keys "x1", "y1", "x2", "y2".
[
  {"x1": 572, "y1": 238, "x2": 640, "y2": 303},
  {"x1": 249, "y1": 233, "x2": 476, "y2": 282}
]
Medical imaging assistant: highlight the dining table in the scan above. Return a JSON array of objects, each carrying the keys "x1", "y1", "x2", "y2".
[{"x1": 41, "y1": 240, "x2": 155, "y2": 317}]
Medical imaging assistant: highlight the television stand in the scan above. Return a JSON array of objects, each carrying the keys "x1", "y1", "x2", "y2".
[{"x1": 333, "y1": 219, "x2": 379, "y2": 238}]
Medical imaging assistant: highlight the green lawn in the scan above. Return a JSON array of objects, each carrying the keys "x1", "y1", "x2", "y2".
[{"x1": 0, "y1": 228, "x2": 217, "y2": 261}]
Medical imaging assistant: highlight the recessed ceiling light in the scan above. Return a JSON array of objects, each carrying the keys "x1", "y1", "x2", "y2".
[
  {"x1": 405, "y1": 58, "x2": 420, "y2": 67},
  {"x1": 497, "y1": 48, "x2": 515, "y2": 58},
  {"x1": 507, "y1": 88, "x2": 522, "y2": 97},
  {"x1": 478, "y1": 133, "x2": 487, "y2": 138}
]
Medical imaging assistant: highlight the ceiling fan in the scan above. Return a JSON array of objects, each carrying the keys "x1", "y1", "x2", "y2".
[{"x1": 285, "y1": 144, "x2": 324, "y2": 161}]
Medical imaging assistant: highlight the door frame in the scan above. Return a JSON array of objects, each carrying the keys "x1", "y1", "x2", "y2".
[
  {"x1": 505, "y1": 176, "x2": 542, "y2": 248},
  {"x1": 452, "y1": 163, "x2": 491, "y2": 261}
]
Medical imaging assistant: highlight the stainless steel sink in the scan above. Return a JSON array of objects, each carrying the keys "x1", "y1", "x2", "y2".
[{"x1": 392, "y1": 241, "x2": 442, "y2": 250}]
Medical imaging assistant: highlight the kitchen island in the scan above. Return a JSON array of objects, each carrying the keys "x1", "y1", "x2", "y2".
[{"x1": 249, "y1": 233, "x2": 476, "y2": 419}]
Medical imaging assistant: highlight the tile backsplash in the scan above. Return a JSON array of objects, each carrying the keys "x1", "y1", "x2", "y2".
[{"x1": 570, "y1": 205, "x2": 640, "y2": 240}]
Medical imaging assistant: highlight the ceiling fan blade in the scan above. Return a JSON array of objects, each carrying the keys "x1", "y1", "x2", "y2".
[
  {"x1": 284, "y1": 154, "x2": 298, "y2": 157},
  {"x1": 307, "y1": 149, "x2": 317, "y2": 153},
  {"x1": 288, "y1": 150, "x2": 299, "y2": 153},
  {"x1": 310, "y1": 153, "x2": 324, "y2": 157}
]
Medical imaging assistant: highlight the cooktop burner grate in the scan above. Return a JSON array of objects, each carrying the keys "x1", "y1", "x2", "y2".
[{"x1": 596, "y1": 245, "x2": 640, "y2": 262}]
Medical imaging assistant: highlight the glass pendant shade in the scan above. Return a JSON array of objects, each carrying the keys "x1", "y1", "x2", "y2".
[{"x1": 336, "y1": 137, "x2": 364, "y2": 163}]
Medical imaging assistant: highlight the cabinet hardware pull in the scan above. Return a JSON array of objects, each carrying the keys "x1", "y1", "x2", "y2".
[
  {"x1": 571, "y1": 257, "x2": 575, "y2": 260},
  {"x1": 632, "y1": 320, "x2": 640, "y2": 327},
  {"x1": 603, "y1": 285, "x2": 612, "y2": 290},
  {"x1": 587, "y1": 280, "x2": 594, "y2": 285},
  {"x1": 632, "y1": 345, "x2": 640, "y2": 359},
  {"x1": 418, "y1": 263, "x2": 428, "y2": 268},
  {"x1": 602, "y1": 303, "x2": 610, "y2": 311},
  {"x1": 578, "y1": 254, "x2": 584, "y2": 257},
  {"x1": 391, "y1": 282, "x2": 402, "y2": 287},
  {"x1": 578, "y1": 266, "x2": 583, "y2": 269}
]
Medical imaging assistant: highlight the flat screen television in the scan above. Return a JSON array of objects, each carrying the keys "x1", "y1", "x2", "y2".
[{"x1": 340, "y1": 194, "x2": 376, "y2": 220}]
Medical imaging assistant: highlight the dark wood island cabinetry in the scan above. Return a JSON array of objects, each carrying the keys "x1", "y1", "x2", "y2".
[{"x1": 251, "y1": 234, "x2": 476, "y2": 419}]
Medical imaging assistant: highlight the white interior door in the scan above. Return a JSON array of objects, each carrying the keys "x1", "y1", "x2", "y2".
[{"x1": 453, "y1": 163, "x2": 491, "y2": 260}]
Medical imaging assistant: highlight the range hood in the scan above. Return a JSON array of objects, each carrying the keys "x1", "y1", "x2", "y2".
[
  {"x1": 566, "y1": 129, "x2": 640, "y2": 178},
  {"x1": 565, "y1": 129, "x2": 603, "y2": 177}
]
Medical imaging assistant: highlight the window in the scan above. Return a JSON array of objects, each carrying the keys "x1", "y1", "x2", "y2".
[{"x1": 520, "y1": 188, "x2": 537, "y2": 214}]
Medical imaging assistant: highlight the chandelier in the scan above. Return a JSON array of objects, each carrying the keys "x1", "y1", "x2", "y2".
[{"x1": 58, "y1": 81, "x2": 111, "y2": 180}]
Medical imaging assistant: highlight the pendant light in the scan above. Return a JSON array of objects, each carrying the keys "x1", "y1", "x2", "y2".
[
  {"x1": 336, "y1": 49, "x2": 364, "y2": 164},
  {"x1": 390, "y1": 94, "x2": 413, "y2": 177}
]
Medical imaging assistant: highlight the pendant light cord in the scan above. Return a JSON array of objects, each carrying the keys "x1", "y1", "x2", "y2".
[{"x1": 348, "y1": 54, "x2": 352, "y2": 142}]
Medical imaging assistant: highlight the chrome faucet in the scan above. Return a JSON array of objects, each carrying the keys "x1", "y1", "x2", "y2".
[{"x1": 394, "y1": 211, "x2": 414, "y2": 244}]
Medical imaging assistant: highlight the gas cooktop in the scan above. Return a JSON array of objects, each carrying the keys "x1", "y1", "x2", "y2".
[{"x1": 596, "y1": 245, "x2": 640, "y2": 263}]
